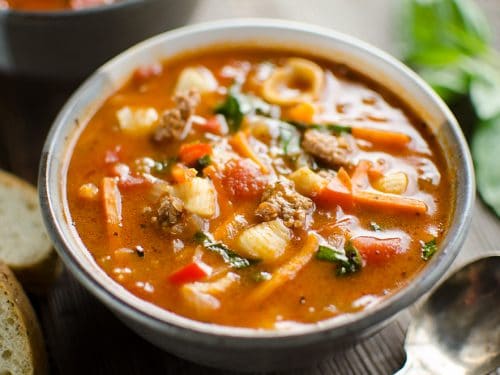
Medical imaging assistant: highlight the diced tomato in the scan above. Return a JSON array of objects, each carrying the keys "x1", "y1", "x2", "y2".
[
  {"x1": 313, "y1": 177, "x2": 353, "y2": 208},
  {"x1": 168, "y1": 261, "x2": 212, "y2": 285},
  {"x1": 197, "y1": 116, "x2": 222, "y2": 135},
  {"x1": 222, "y1": 159, "x2": 267, "y2": 199},
  {"x1": 178, "y1": 143, "x2": 212, "y2": 167},
  {"x1": 133, "y1": 62, "x2": 163, "y2": 83},
  {"x1": 351, "y1": 236, "x2": 403, "y2": 265}
]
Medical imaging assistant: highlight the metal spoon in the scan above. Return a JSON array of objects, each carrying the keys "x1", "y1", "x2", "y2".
[{"x1": 396, "y1": 255, "x2": 500, "y2": 375}]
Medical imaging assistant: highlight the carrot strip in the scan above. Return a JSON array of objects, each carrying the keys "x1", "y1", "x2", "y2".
[
  {"x1": 286, "y1": 102, "x2": 315, "y2": 123},
  {"x1": 229, "y1": 131, "x2": 269, "y2": 174},
  {"x1": 351, "y1": 160, "x2": 371, "y2": 190},
  {"x1": 352, "y1": 127, "x2": 411, "y2": 148},
  {"x1": 246, "y1": 233, "x2": 319, "y2": 306},
  {"x1": 353, "y1": 190, "x2": 427, "y2": 214},
  {"x1": 102, "y1": 177, "x2": 122, "y2": 249},
  {"x1": 337, "y1": 167, "x2": 352, "y2": 191}
]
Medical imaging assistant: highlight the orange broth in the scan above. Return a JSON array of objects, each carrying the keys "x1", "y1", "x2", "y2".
[{"x1": 67, "y1": 49, "x2": 452, "y2": 329}]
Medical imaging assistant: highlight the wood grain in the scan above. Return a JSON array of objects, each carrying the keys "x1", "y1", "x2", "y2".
[{"x1": 0, "y1": 1, "x2": 499, "y2": 374}]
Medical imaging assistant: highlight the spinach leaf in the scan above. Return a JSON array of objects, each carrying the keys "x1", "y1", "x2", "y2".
[
  {"x1": 278, "y1": 122, "x2": 302, "y2": 156},
  {"x1": 472, "y1": 117, "x2": 500, "y2": 216},
  {"x1": 215, "y1": 95, "x2": 243, "y2": 133},
  {"x1": 402, "y1": 0, "x2": 500, "y2": 217},
  {"x1": 370, "y1": 221, "x2": 382, "y2": 232},
  {"x1": 421, "y1": 238, "x2": 438, "y2": 261},
  {"x1": 215, "y1": 85, "x2": 273, "y2": 133},
  {"x1": 194, "y1": 232, "x2": 253, "y2": 269},
  {"x1": 287, "y1": 120, "x2": 352, "y2": 134},
  {"x1": 316, "y1": 241, "x2": 362, "y2": 276}
]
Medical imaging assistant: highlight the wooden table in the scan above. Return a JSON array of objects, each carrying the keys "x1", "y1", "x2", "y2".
[{"x1": 1, "y1": 1, "x2": 499, "y2": 374}]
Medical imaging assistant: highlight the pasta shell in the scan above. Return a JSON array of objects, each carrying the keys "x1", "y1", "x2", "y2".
[
  {"x1": 173, "y1": 177, "x2": 217, "y2": 218},
  {"x1": 372, "y1": 172, "x2": 408, "y2": 195},
  {"x1": 235, "y1": 220, "x2": 291, "y2": 262},
  {"x1": 288, "y1": 167, "x2": 327, "y2": 196},
  {"x1": 175, "y1": 66, "x2": 218, "y2": 94},
  {"x1": 262, "y1": 58, "x2": 324, "y2": 106},
  {"x1": 116, "y1": 106, "x2": 159, "y2": 136}
]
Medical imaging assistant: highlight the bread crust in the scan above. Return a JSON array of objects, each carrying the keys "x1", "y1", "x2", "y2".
[
  {"x1": 0, "y1": 262, "x2": 48, "y2": 375},
  {"x1": 0, "y1": 170, "x2": 61, "y2": 293}
]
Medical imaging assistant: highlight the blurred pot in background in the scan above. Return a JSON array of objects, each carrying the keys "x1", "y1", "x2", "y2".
[{"x1": 0, "y1": 0, "x2": 198, "y2": 81}]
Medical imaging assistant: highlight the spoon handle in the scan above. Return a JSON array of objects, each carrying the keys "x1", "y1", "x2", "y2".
[{"x1": 394, "y1": 354, "x2": 434, "y2": 375}]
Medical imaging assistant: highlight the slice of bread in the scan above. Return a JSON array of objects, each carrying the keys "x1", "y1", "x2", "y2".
[
  {"x1": 0, "y1": 262, "x2": 47, "y2": 375},
  {"x1": 0, "y1": 170, "x2": 61, "y2": 293}
]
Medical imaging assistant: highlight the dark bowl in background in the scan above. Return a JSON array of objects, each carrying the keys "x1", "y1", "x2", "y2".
[{"x1": 0, "y1": 0, "x2": 198, "y2": 81}]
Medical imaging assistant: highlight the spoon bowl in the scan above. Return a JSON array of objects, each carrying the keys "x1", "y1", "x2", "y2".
[{"x1": 399, "y1": 255, "x2": 500, "y2": 375}]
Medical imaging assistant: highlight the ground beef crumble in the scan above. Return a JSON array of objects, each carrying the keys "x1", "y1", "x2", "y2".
[
  {"x1": 302, "y1": 129, "x2": 352, "y2": 168},
  {"x1": 152, "y1": 89, "x2": 200, "y2": 142},
  {"x1": 255, "y1": 178, "x2": 313, "y2": 229}
]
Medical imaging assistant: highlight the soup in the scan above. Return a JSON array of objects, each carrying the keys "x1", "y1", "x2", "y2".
[
  {"x1": 67, "y1": 48, "x2": 452, "y2": 329},
  {"x1": 0, "y1": 0, "x2": 116, "y2": 11}
]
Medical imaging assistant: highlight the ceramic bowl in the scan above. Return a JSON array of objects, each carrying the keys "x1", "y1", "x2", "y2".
[
  {"x1": 39, "y1": 19, "x2": 475, "y2": 371},
  {"x1": 0, "y1": 0, "x2": 198, "y2": 80}
]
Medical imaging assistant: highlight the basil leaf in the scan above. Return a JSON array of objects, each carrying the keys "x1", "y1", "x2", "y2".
[
  {"x1": 278, "y1": 122, "x2": 301, "y2": 156},
  {"x1": 316, "y1": 241, "x2": 362, "y2": 276},
  {"x1": 472, "y1": 117, "x2": 500, "y2": 216},
  {"x1": 469, "y1": 62, "x2": 500, "y2": 120},
  {"x1": 215, "y1": 85, "x2": 274, "y2": 133},
  {"x1": 194, "y1": 231, "x2": 253, "y2": 269},
  {"x1": 421, "y1": 238, "x2": 438, "y2": 261},
  {"x1": 286, "y1": 120, "x2": 352, "y2": 134},
  {"x1": 215, "y1": 95, "x2": 243, "y2": 133}
]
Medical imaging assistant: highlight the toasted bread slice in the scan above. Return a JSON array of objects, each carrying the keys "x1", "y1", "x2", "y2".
[
  {"x1": 0, "y1": 170, "x2": 61, "y2": 293},
  {"x1": 0, "y1": 262, "x2": 47, "y2": 375}
]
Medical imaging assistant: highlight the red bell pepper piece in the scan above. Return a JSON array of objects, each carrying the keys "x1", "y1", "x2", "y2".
[
  {"x1": 178, "y1": 143, "x2": 212, "y2": 167},
  {"x1": 168, "y1": 261, "x2": 213, "y2": 285}
]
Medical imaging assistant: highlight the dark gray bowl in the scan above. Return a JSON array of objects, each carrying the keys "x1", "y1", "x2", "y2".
[
  {"x1": 0, "y1": 0, "x2": 198, "y2": 80},
  {"x1": 39, "y1": 19, "x2": 475, "y2": 372}
]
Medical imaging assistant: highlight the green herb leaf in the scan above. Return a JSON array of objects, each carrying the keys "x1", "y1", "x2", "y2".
[
  {"x1": 215, "y1": 85, "x2": 274, "y2": 133},
  {"x1": 472, "y1": 116, "x2": 500, "y2": 216},
  {"x1": 287, "y1": 120, "x2": 352, "y2": 134},
  {"x1": 278, "y1": 122, "x2": 302, "y2": 156},
  {"x1": 252, "y1": 271, "x2": 272, "y2": 282},
  {"x1": 215, "y1": 95, "x2": 243, "y2": 133},
  {"x1": 195, "y1": 154, "x2": 211, "y2": 174},
  {"x1": 421, "y1": 238, "x2": 438, "y2": 261},
  {"x1": 370, "y1": 222, "x2": 382, "y2": 232},
  {"x1": 194, "y1": 231, "x2": 253, "y2": 269},
  {"x1": 316, "y1": 241, "x2": 362, "y2": 276}
]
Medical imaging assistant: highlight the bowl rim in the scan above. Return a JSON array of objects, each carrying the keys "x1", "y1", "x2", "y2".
[
  {"x1": 39, "y1": 18, "x2": 475, "y2": 345},
  {"x1": 0, "y1": 0, "x2": 145, "y2": 17}
]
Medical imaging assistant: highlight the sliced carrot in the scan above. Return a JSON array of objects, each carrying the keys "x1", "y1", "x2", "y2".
[
  {"x1": 337, "y1": 167, "x2": 352, "y2": 191},
  {"x1": 352, "y1": 127, "x2": 411, "y2": 148},
  {"x1": 246, "y1": 233, "x2": 319, "y2": 306},
  {"x1": 313, "y1": 177, "x2": 353, "y2": 208},
  {"x1": 351, "y1": 160, "x2": 371, "y2": 190},
  {"x1": 171, "y1": 163, "x2": 196, "y2": 184},
  {"x1": 286, "y1": 102, "x2": 315, "y2": 123},
  {"x1": 229, "y1": 131, "x2": 269, "y2": 174},
  {"x1": 352, "y1": 236, "x2": 403, "y2": 265},
  {"x1": 102, "y1": 177, "x2": 122, "y2": 249},
  {"x1": 178, "y1": 143, "x2": 212, "y2": 167},
  {"x1": 353, "y1": 190, "x2": 427, "y2": 215},
  {"x1": 368, "y1": 165, "x2": 385, "y2": 181}
]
